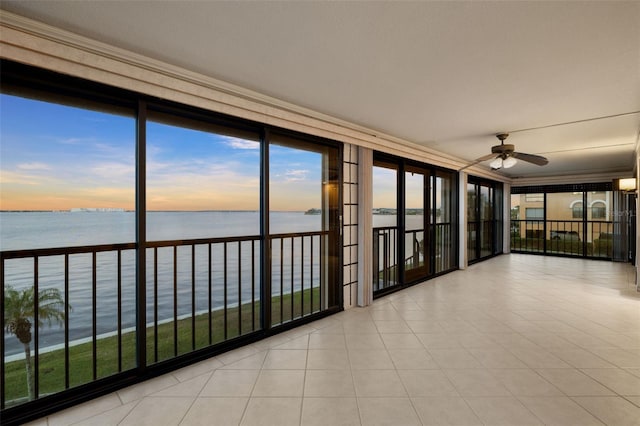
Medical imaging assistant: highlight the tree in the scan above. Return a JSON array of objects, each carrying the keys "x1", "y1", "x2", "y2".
[{"x1": 4, "y1": 285, "x2": 66, "y2": 400}]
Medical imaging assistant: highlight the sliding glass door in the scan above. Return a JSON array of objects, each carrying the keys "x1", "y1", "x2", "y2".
[
  {"x1": 468, "y1": 177, "x2": 503, "y2": 263},
  {"x1": 404, "y1": 166, "x2": 429, "y2": 283},
  {"x1": 373, "y1": 154, "x2": 457, "y2": 297}
]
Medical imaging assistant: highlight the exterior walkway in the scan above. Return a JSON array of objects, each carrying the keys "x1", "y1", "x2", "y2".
[{"x1": 26, "y1": 254, "x2": 640, "y2": 425}]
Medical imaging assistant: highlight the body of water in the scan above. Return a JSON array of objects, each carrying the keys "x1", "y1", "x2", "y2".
[{"x1": 1, "y1": 211, "x2": 328, "y2": 356}]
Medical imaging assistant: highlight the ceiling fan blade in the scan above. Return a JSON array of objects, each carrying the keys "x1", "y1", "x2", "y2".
[
  {"x1": 512, "y1": 151, "x2": 549, "y2": 166},
  {"x1": 458, "y1": 153, "x2": 497, "y2": 171}
]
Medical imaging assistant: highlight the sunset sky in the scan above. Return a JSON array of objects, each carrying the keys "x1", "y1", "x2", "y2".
[{"x1": 0, "y1": 94, "x2": 323, "y2": 211}]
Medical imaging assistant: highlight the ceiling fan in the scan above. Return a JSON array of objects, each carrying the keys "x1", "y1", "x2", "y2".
[{"x1": 460, "y1": 133, "x2": 549, "y2": 171}]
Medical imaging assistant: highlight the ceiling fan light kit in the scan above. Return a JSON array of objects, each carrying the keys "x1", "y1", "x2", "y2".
[{"x1": 460, "y1": 133, "x2": 549, "y2": 171}]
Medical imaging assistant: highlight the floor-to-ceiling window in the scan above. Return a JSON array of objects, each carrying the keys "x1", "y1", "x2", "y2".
[
  {"x1": 372, "y1": 160, "x2": 399, "y2": 292},
  {"x1": 373, "y1": 154, "x2": 458, "y2": 297},
  {"x1": 433, "y1": 170, "x2": 457, "y2": 273},
  {"x1": 404, "y1": 166, "x2": 428, "y2": 283},
  {"x1": 268, "y1": 134, "x2": 340, "y2": 326},
  {"x1": 511, "y1": 183, "x2": 616, "y2": 259},
  {"x1": 0, "y1": 60, "x2": 341, "y2": 422},
  {"x1": 467, "y1": 177, "x2": 503, "y2": 263}
]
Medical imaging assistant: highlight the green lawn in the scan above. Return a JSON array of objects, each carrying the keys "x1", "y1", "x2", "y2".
[{"x1": 4, "y1": 287, "x2": 320, "y2": 406}]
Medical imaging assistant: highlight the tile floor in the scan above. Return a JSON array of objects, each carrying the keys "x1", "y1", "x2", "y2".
[{"x1": 26, "y1": 254, "x2": 640, "y2": 425}]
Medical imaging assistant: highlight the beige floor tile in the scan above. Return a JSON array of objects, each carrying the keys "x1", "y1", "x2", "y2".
[
  {"x1": 345, "y1": 333, "x2": 385, "y2": 349},
  {"x1": 388, "y1": 348, "x2": 439, "y2": 369},
  {"x1": 468, "y1": 348, "x2": 529, "y2": 368},
  {"x1": 508, "y1": 347, "x2": 572, "y2": 368},
  {"x1": 117, "y1": 374, "x2": 180, "y2": 404},
  {"x1": 240, "y1": 397, "x2": 302, "y2": 426},
  {"x1": 588, "y1": 347, "x2": 640, "y2": 368},
  {"x1": 304, "y1": 370, "x2": 355, "y2": 397},
  {"x1": 398, "y1": 369, "x2": 459, "y2": 397},
  {"x1": 416, "y1": 333, "x2": 463, "y2": 349},
  {"x1": 220, "y1": 351, "x2": 266, "y2": 369},
  {"x1": 119, "y1": 396, "x2": 194, "y2": 426},
  {"x1": 555, "y1": 332, "x2": 613, "y2": 349},
  {"x1": 179, "y1": 397, "x2": 247, "y2": 426},
  {"x1": 405, "y1": 320, "x2": 444, "y2": 333},
  {"x1": 491, "y1": 368, "x2": 563, "y2": 396},
  {"x1": 73, "y1": 401, "x2": 138, "y2": 426},
  {"x1": 301, "y1": 397, "x2": 360, "y2": 426},
  {"x1": 581, "y1": 368, "x2": 640, "y2": 395},
  {"x1": 343, "y1": 321, "x2": 378, "y2": 334},
  {"x1": 307, "y1": 348, "x2": 350, "y2": 369},
  {"x1": 217, "y1": 345, "x2": 260, "y2": 365},
  {"x1": 464, "y1": 396, "x2": 543, "y2": 425},
  {"x1": 308, "y1": 332, "x2": 346, "y2": 349},
  {"x1": 626, "y1": 396, "x2": 640, "y2": 407},
  {"x1": 411, "y1": 396, "x2": 482, "y2": 425},
  {"x1": 370, "y1": 309, "x2": 404, "y2": 321},
  {"x1": 349, "y1": 348, "x2": 394, "y2": 370},
  {"x1": 262, "y1": 349, "x2": 308, "y2": 369},
  {"x1": 47, "y1": 393, "x2": 123, "y2": 426},
  {"x1": 438, "y1": 319, "x2": 473, "y2": 333},
  {"x1": 357, "y1": 397, "x2": 421, "y2": 426},
  {"x1": 152, "y1": 373, "x2": 211, "y2": 397},
  {"x1": 550, "y1": 348, "x2": 617, "y2": 368},
  {"x1": 252, "y1": 370, "x2": 305, "y2": 397},
  {"x1": 536, "y1": 368, "x2": 616, "y2": 396},
  {"x1": 200, "y1": 369, "x2": 259, "y2": 397},
  {"x1": 573, "y1": 396, "x2": 640, "y2": 425},
  {"x1": 520, "y1": 332, "x2": 577, "y2": 350},
  {"x1": 429, "y1": 348, "x2": 483, "y2": 368},
  {"x1": 518, "y1": 396, "x2": 603, "y2": 425},
  {"x1": 444, "y1": 368, "x2": 512, "y2": 396},
  {"x1": 471, "y1": 320, "x2": 514, "y2": 334},
  {"x1": 251, "y1": 334, "x2": 294, "y2": 351},
  {"x1": 374, "y1": 320, "x2": 412, "y2": 333},
  {"x1": 455, "y1": 332, "x2": 500, "y2": 349},
  {"x1": 311, "y1": 323, "x2": 344, "y2": 335},
  {"x1": 352, "y1": 369, "x2": 406, "y2": 397},
  {"x1": 380, "y1": 333, "x2": 424, "y2": 349},
  {"x1": 275, "y1": 335, "x2": 310, "y2": 350},
  {"x1": 594, "y1": 332, "x2": 640, "y2": 349},
  {"x1": 172, "y1": 357, "x2": 223, "y2": 382}
]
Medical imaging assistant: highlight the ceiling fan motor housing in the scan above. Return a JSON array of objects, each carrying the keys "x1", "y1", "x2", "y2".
[{"x1": 492, "y1": 143, "x2": 514, "y2": 154}]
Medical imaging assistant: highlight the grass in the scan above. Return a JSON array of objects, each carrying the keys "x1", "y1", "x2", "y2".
[{"x1": 3, "y1": 287, "x2": 320, "y2": 406}]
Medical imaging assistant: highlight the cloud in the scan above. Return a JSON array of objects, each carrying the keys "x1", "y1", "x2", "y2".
[
  {"x1": 0, "y1": 170, "x2": 41, "y2": 185},
  {"x1": 57, "y1": 137, "x2": 97, "y2": 145},
  {"x1": 222, "y1": 136, "x2": 260, "y2": 150},
  {"x1": 17, "y1": 162, "x2": 51, "y2": 171},
  {"x1": 91, "y1": 162, "x2": 135, "y2": 180},
  {"x1": 284, "y1": 169, "x2": 308, "y2": 182}
]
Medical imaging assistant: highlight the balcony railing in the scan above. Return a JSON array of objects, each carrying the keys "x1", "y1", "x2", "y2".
[
  {"x1": 373, "y1": 223, "x2": 455, "y2": 294},
  {"x1": 510, "y1": 219, "x2": 613, "y2": 258},
  {"x1": 1, "y1": 230, "x2": 329, "y2": 410},
  {"x1": 373, "y1": 227, "x2": 398, "y2": 292}
]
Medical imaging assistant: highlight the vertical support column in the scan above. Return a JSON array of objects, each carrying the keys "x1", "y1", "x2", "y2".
[
  {"x1": 503, "y1": 182, "x2": 511, "y2": 254},
  {"x1": 357, "y1": 147, "x2": 373, "y2": 306},
  {"x1": 458, "y1": 171, "x2": 468, "y2": 269},
  {"x1": 342, "y1": 144, "x2": 359, "y2": 309},
  {"x1": 635, "y1": 151, "x2": 639, "y2": 291},
  {"x1": 135, "y1": 100, "x2": 147, "y2": 370},
  {"x1": 261, "y1": 128, "x2": 271, "y2": 329}
]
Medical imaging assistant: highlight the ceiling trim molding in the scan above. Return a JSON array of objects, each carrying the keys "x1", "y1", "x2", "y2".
[
  {"x1": 511, "y1": 172, "x2": 626, "y2": 187},
  {"x1": 0, "y1": 10, "x2": 510, "y2": 182}
]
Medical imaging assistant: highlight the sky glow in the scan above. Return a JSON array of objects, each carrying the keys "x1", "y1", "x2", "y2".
[{"x1": 1, "y1": 94, "x2": 322, "y2": 211}]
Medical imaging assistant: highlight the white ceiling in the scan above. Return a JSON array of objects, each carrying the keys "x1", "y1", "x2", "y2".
[{"x1": 2, "y1": 1, "x2": 639, "y2": 179}]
